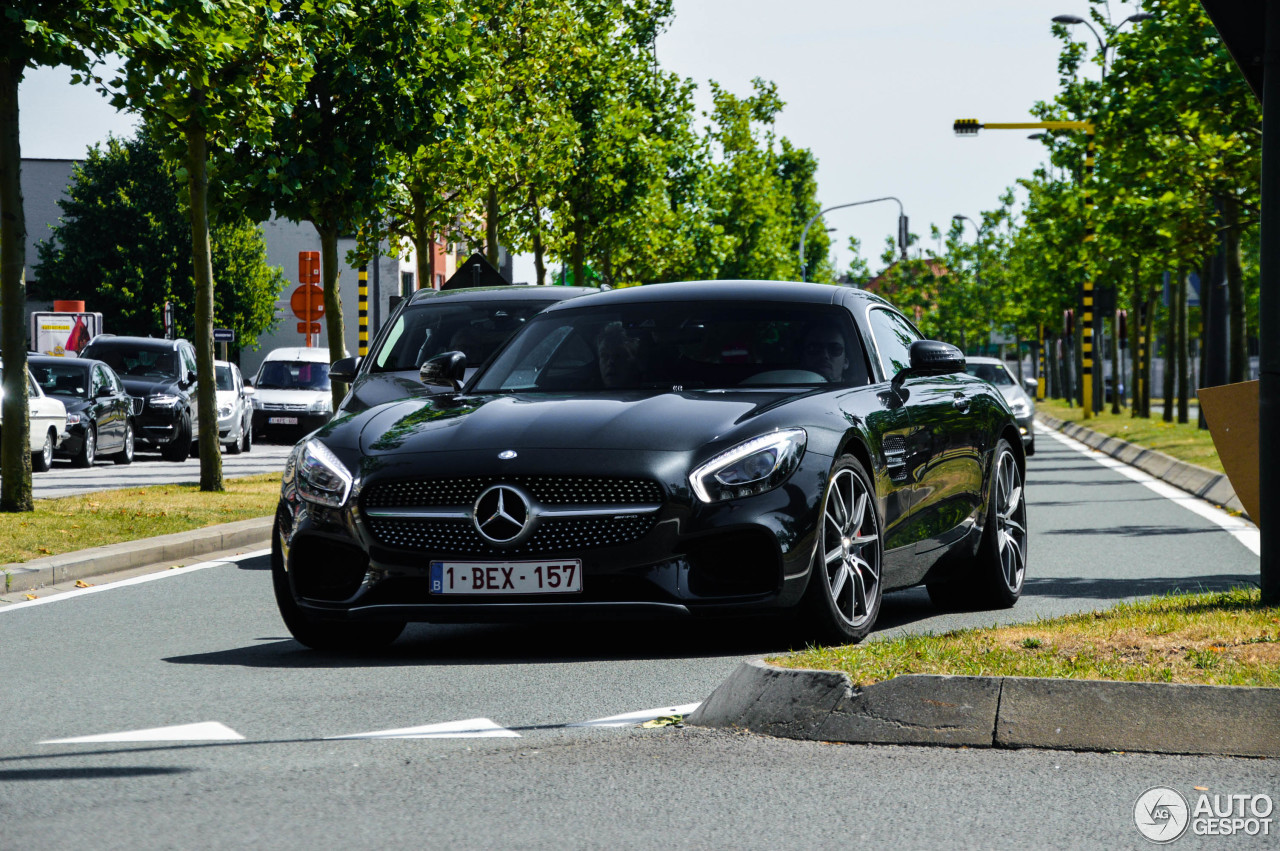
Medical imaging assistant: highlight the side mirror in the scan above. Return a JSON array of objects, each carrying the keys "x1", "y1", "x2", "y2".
[
  {"x1": 1023, "y1": 377, "x2": 1038, "y2": 396},
  {"x1": 95, "y1": 385, "x2": 113, "y2": 398},
  {"x1": 243, "y1": 386, "x2": 255, "y2": 396},
  {"x1": 420, "y1": 351, "x2": 467, "y2": 391},
  {"x1": 892, "y1": 340, "x2": 965, "y2": 388},
  {"x1": 330, "y1": 356, "x2": 361, "y2": 383}
]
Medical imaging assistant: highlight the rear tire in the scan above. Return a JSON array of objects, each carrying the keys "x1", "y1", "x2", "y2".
[
  {"x1": 271, "y1": 516, "x2": 404, "y2": 651},
  {"x1": 928, "y1": 439, "x2": 1027, "y2": 611},
  {"x1": 799, "y1": 454, "x2": 883, "y2": 645},
  {"x1": 113, "y1": 421, "x2": 134, "y2": 465},
  {"x1": 161, "y1": 416, "x2": 191, "y2": 462}
]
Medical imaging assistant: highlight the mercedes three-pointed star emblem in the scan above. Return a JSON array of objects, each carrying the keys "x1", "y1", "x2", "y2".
[{"x1": 473, "y1": 484, "x2": 533, "y2": 545}]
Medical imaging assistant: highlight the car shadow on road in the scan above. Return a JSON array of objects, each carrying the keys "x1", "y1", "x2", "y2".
[
  {"x1": 1022, "y1": 574, "x2": 1257, "y2": 599},
  {"x1": 162, "y1": 614, "x2": 812, "y2": 670}
]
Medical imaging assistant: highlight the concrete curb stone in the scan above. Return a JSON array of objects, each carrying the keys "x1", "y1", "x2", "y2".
[
  {"x1": 690, "y1": 659, "x2": 1280, "y2": 758},
  {"x1": 2, "y1": 516, "x2": 272, "y2": 594},
  {"x1": 1036, "y1": 413, "x2": 1248, "y2": 517}
]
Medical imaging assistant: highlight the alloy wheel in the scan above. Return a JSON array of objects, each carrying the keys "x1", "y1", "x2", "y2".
[
  {"x1": 821, "y1": 466, "x2": 881, "y2": 629},
  {"x1": 993, "y1": 449, "x2": 1027, "y2": 594}
]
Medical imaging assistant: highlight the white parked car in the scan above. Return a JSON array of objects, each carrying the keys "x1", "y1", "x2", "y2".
[
  {"x1": 0, "y1": 360, "x2": 68, "y2": 472},
  {"x1": 249, "y1": 347, "x2": 334, "y2": 441},
  {"x1": 964, "y1": 355, "x2": 1036, "y2": 456},
  {"x1": 215, "y1": 360, "x2": 254, "y2": 454}
]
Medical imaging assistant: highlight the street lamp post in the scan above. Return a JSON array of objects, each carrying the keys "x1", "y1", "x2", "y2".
[{"x1": 799, "y1": 197, "x2": 907, "y2": 282}]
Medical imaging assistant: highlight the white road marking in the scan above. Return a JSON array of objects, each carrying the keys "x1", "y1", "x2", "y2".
[
  {"x1": 568, "y1": 703, "x2": 702, "y2": 728},
  {"x1": 328, "y1": 718, "x2": 521, "y2": 740},
  {"x1": 41, "y1": 721, "x2": 245, "y2": 744},
  {"x1": 1037, "y1": 424, "x2": 1260, "y2": 556},
  {"x1": 0, "y1": 548, "x2": 272, "y2": 614}
]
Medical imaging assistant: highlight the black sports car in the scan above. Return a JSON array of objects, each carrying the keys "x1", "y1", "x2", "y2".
[
  {"x1": 273, "y1": 281, "x2": 1028, "y2": 650},
  {"x1": 28, "y1": 355, "x2": 136, "y2": 466}
]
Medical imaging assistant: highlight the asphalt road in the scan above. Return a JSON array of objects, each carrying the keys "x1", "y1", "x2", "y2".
[
  {"x1": 28, "y1": 440, "x2": 295, "y2": 499},
  {"x1": 0, "y1": 425, "x2": 1268, "y2": 849}
]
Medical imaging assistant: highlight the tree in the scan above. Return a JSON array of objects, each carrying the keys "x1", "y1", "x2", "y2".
[
  {"x1": 108, "y1": 0, "x2": 310, "y2": 490},
  {"x1": 32, "y1": 129, "x2": 283, "y2": 350},
  {"x1": 0, "y1": 3, "x2": 118, "y2": 511}
]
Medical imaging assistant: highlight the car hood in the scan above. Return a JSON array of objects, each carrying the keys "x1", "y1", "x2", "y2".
[
  {"x1": 121, "y1": 377, "x2": 181, "y2": 397},
  {"x1": 353, "y1": 390, "x2": 809, "y2": 456},
  {"x1": 254, "y1": 388, "x2": 329, "y2": 406},
  {"x1": 216, "y1": 389, "x2": 239, "y2": 407},
  {"x1": 50, "y1": 395, "x2": 90, "y2": 413}
]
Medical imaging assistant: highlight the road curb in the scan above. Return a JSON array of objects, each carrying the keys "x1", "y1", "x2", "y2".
[
  {"x1": 688, "y1": 659, "x2": 1280, "y2": 758},
  {"x1": 1035, "y1": 413, "x2": 1247, "y2": 517},
  {"x1": 1, "y1": 516, "x2": 272, "y2": 595}
]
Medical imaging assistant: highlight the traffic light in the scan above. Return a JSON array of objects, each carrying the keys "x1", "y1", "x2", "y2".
[{"x1": 953, "y1": 118, "x2": 980, "y2": 137}]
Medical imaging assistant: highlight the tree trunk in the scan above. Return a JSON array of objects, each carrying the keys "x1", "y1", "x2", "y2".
[
  {"x1": 185, "y1": 105, "x2": 223, "y2": 491},
  {"x1": 1178, "y1": 268, "x2": 1190, "y2": 424},
  {"x1": 529, "y1": 188, "x2": 545, "y2": 286},
  {"x1": 0, "y1": 58, "x2": 32, "y2": 511},
  {"x1": 1142, "y1": 291, "x2": 1155, "y2": 418},
  {"x1": 411, "y1": 189, "x2": 430, "y2": 293},
  {"x1": 317, "y1": 223, "x2": 347, "y2": 410},
  {"x1": 1048, "y1": 333, "x2": 1061, "y2": 400},
  {"x1": 1225, "y1": 195, "x2": 1248, "y2": 383},
  {"x1": 1062, "y1": 332, "x2": 1075, "y2": 407},
  {"x1": 1163, "y1": 278, "x2": 1175, "y2": 423},
  {"x1": 1014, "y1": 339, "x2": 1025, "y2": 385},
  {"x1": 1110, "y1": 312, "x2": 1122, "y2": 414},
  {"x1": 572, "y1": 210, "x2": 586, "y2": 290},
  {"x1": 486, "y1": 185, "x2": 499, "y2": 268}
]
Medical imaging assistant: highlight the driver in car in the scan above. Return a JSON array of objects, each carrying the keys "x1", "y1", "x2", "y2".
[
  {"x1": 800, "y1": 320, "x2": 851, "y2": 382},
  {"x1": 596, "y1": 322, "x2": 645, "y2": 388}
]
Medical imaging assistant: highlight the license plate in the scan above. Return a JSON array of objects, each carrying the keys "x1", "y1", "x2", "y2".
[
  {"x1": 268, "y1": 416, "x2": 298, "y2": 425},
  {"x1": 430, "y1": 560, "x2": 582, "y2": 595}
]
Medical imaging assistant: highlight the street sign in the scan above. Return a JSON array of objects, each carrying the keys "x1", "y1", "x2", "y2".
[
  {"x1": 290, "y1": 284, "x2": 325, "y2": 321},
  {"x1": 213, "y1": 328, "x2": 235, "y2": 343},
  {"x1": 297, "y1": 321, "x2": 321, "y2": 335}
]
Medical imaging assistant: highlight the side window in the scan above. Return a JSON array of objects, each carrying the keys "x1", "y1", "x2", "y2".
[
  {"x1": 181, "y1": 345, "x2": 197, "y2": 380},
  {"x1": 107, "y1": 369, "x2": 124, "y2": 394},
  {"x1": 91, "y1": 365, "x2": 107, "y2": 395},
  {"x1": 867, "y1": 308, "x2": 920, "y2": 380}
]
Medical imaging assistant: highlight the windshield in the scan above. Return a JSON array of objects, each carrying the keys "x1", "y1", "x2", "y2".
[
  {"x1": 30, "y1": 363, "x2": 91, "y2": 398},
  {"x1": 965, "y1": 363, "x2": 1015, "y2": 386},
  {"x1": 471, "y1": 302, "x2": 871, "y2": 393},
  {"x1": 215, "y1": 365, "x2": 234, "y2": 391},
  {"x1": 88, "y1": 346, "x2": 177, "y2": 380},
  {"x1": 371, "y1": 299, "x2": 558, "y2": 373},
  {"x1": 255, "y1": 360, "x2": 330, "y2": 390}
]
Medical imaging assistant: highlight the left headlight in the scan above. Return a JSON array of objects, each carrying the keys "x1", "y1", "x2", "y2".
[
  {"x1": 289, "y1": 440, "x2": 353, "y2": 508},
  {"x1": 65, "y1": 412, "x2": 83, "y2": 426},
  {"x1": 1010, "y1": 398, "x2": 1032, "y2": 417},
  {"x1": 689, "y1": 428, "x2": 807, "y2": 504},
  {"x1": 309, "y1": 398, "x2": 332, "y2": 414},
  {"x1": 218, "y1": 405, "x2": 233, "y2": 419}
]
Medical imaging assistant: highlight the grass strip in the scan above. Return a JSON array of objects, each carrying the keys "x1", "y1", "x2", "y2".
[
  {"x1": 1038, "y1": 398, "x2": 1223, "y2": 473},
  {"x1": 775, "y1": 588, "x2": 1279, "y2": 688},
  {"x1": 0, "y1": 474, "x2": 281, "y2": 565}
]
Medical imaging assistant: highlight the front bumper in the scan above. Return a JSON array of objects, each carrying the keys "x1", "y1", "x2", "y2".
[
  {"x1": 275, "y1": 449, "x2": 833, "y2": 624},
  {"x1": 253, "y1": 410, "x2": 331, "y2": 435}
]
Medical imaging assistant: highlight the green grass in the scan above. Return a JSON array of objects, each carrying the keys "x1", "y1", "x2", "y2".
[
  {"x1": 1038, "y1": 398, "x2": 1223, "y2": 473},
  {"x1": 0, "y1": 474, "x2": 281, "y2": 565},
  {"x1": 775, "y1": 588, "x2": 1279, "y2": 688}
]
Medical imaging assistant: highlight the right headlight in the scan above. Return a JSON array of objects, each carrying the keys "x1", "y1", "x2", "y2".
[
  {"x1": 689, "y1": 428, "x2": 807, "y2": 504},
  {"x1": 288, "y1": 439, "x2": 353, "y2": 508},
  {"x1": 1010, "y1": 398, "x2": 1031, "y2": 417}
]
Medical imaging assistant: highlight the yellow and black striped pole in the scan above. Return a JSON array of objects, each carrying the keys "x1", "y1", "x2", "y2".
[
  {"x1": 954, "y1": 118, "x2": 1096, "y2": 417},
  {"x1": 358, "y1": 266, "x2": 369, "y2": 357},
  {"x1": 1037, "y1": 323, "x2": 1046, "y2": 401}
]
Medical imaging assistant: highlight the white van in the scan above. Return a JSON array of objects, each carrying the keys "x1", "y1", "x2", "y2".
[{"x1": 249, "y1": 347, "x2": 333, "y2": 441}]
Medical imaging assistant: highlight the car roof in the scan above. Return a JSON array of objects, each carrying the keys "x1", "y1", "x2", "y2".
[
  {"x1": 538, "y1": 280, "x2": 889, "y2": 312},
  {"x1": 407, "y1": 285, "x2": 597, "y2": 305},
  {"x1": 28, "y1": 355, "x2": 96, "y2": 368},
  {"x1": 261, "y1": 347, "x2": 331, "y2": 363},
  {"x1": 84, "y1": 335, "x2": 185, "y2": 350}
]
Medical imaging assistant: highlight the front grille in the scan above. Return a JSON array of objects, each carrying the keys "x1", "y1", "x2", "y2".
[
  {"x1": 260, "y1": 402, "x2": 310, "y2": 412},
  {"x1": 128, "y1": 396, "x2": 145, "y2": 416},
  {"x1": 362, "y1": 475, "x2": 665, "y2": 555},
  {"x1": 366, "y1": 514, "x2": 658, "y2": 556},
  {"x1": 363, "y1": 476, "x2": 664, "y2": 508}
]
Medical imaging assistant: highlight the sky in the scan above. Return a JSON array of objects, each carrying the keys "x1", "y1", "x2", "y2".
[{"x1": 16, "y1": 0, "x2": 1126, "y2": 281}]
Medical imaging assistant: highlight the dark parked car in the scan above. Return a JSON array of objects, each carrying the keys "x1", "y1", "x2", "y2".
[
  {"x1": 28, "y1": 356, "x2": 135, "y2": 466},
  {"x1": 80, "y1": 335, "x2": 201, "y2": 461},
  {"x1": 272, "y1": 281, "x2": 1027, "y2": 650},
  {"x1": 332, "y1": 285, "x2": 598, "y2": 415}
]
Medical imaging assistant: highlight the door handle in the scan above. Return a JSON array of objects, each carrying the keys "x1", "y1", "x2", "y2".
[{"x1": 952, "y1": 394, "x2": 971, "y2": 413}]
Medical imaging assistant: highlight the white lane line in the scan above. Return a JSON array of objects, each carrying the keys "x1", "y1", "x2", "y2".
[
  {"x1": 1037, "y1": 424, "x2": 1260, "y2": 556},
  {"x1": 41, "y1": 721, "x2": 245, "y2": 744},
  {"x1": 0, "y1": 548, "x2": 272, "y2": 614},
  {"x1": 328, "y1": 718, "x2": 521, "y2": 740},
  {"x1": 568, "y1": 703, "x2": 702, "y2": 728}
]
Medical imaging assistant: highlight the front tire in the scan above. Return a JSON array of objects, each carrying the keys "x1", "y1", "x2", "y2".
[
  {"x1": 73, "y1": 425, "x2": 96, "y2": 468},
  {"x1": 161, "y1": 415, "x2": 191, "y2": 462},
  {"x1": 32, "y1": 430, "x2": 54, "y2": 472},
  {"x1": 271, "y1": 516, "x2": 405, "y2": 651},
  {"x1": 800, "y1": 454, "x2": 884, "y2": 645},
  {"x1": 241, "y1": 417, "x2": 252, "y2": 453}
]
